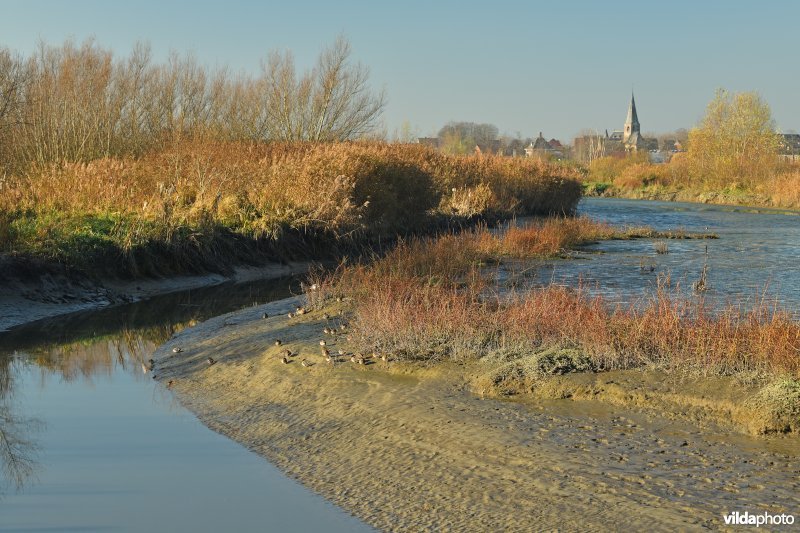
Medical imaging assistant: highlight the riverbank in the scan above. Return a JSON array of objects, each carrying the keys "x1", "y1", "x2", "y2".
[
  {"x1": 0, "y1": 140, "x2": 584, "y2": 330},
  {"x1": 0, "y1": 141, "x2": 581, "y2": 277},
  {"x1": 583, "y1": 185, "x2": 800, "y2": 212},
  {"x1": 581, "y1": 152, "x2": 800, "y2": 211},
  {"x1": 153, "y1": 296, "x2": 800, "y2": 531},
  {"x1": 0, "y1": 260, "x2": 312, "y2": 331}
]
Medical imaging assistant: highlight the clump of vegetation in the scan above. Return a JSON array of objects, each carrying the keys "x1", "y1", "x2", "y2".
[
  {"x1": 315, "y1": 220, "x2": 799, "y2": 379},
  {"x1": 474, "y1": 347, "x2": 596, "y2": 396},
  {"x1": 653, "y1": 241, "x2": 669, "y2": 254},
  {"x1": 747, "y1": 379, "x2": 800, "y2": 433},
  {"x1": 0, "y1": 140, "x2": 582, "y2": 277},
  {"x1": 587, "y1": 151, "x2": 650, "y2": 184},
  {"x1": 686, "y1": 89, "x2": 780, "y2": 187}
]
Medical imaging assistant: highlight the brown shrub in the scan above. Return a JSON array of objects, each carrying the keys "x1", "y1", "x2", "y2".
[
  {"x1": 2, "y1": 140, "x2": 582, "y2": 238},
  {"x1": 330, "y1": 224, "x2": 799, "y2": 376},
  {"x1": 613, "y1": 162, "x2": 672, "y2": 190}
]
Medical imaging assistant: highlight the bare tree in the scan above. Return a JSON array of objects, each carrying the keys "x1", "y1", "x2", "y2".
[
  {"x1": 573, "y1": 129, "x2": 605, "y2": 163},
  {"x1": 435, "y1": 122, "x2": 500, "y2": 154},
  {"x1": 262, "y1": 36, "x2": 386, "y2": 141},
  {"x1": 0, "y1": 48, "x2": 31, "y2": 168},
  {"x1": 0, "y1": 49, "x2": 28, "y2": 131},
  {"x1": 0, "y1": 407, "x2": 39, "y2": 493},
  {"x1": 0, "y1": 359, "x2": 40, "y2": 494},
  {"x1": 0, "y1": 36, "x2": 386, "y2": 170}
]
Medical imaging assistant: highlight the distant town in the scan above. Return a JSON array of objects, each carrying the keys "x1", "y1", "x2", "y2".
[{"x1": 417, "y1": 93, "x2": 800, "y2": 163}]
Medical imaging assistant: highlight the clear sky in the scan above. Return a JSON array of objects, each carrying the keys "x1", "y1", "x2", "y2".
[{"x1": 1, "y1": 0, "x2": 797, "y2": 141}]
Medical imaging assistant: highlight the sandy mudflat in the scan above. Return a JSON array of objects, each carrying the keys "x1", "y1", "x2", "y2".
[{"x1": 154, "y1": 297, "x2": 800, "y2": 532}]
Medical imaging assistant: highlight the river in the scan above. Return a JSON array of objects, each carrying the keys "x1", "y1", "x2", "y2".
[
  {"x1": 0, "y1": 197, "x2": 797, "y2": 531},
  {"x1": 0, "y1": 277, "x2": 374, "y2": 532}
]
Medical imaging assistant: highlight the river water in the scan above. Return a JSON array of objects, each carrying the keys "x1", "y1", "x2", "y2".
[
  {"x1": 510, "y1": 197, "x2": 800, "y2": 314},
  {"x1": 0, "y1": 278, "x2": 373, "y2": 532},
  {"x1": 0, "y1": 197, "x2": 797, "y2": 531}
]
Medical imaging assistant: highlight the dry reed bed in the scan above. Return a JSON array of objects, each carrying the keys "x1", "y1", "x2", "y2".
[
  {"x1": 585, "y1": 155, "x2": 800, "y2": 209},
  {"x1": 0, "y1": 141, "x2": 582, "y2": 276},
  {"x1": 315, "y1": 219, "x2": 798, "y2": 378}
]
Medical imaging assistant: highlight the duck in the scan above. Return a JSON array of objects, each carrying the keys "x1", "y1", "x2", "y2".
[
  {"x1": 262, "y1": 312, "x2": 269, "y2": 319},
  {"x1": 321, "y1": 347, "x2": 330, "y2": 357},
  {"x1": 172, "y1": 347, "x2": 183, "y2": 353},
  {"x1": 325, "y1": 354, "x2": 334, "y2": 365},
  {"x1": 295, "y1": 306, "x2": 307, "y2": 315},
  {"x1": 301, "y1": 359, "x2": 311, "y2": 368},
  {"x1": 281, "y1": 355, "x2": 290, "y2": 364},
  {"x1": 287, "y1": 312, "x2": 294, "y2": 319},
  {"x1": 338, "y1": 349, "x2": 345, "y2": 356},
  {"x1": 274, "y1": 339, "x2": 282, "y2": 346},
  {"x1": 319, "y1": 340, "x2": 327, "y2": 347},
  {"x1": 380, "y1": 353, "x2": 388, "y2": 363},
  {"x1": 323, "y1": 327, "x2": 331, "y2": 335},
  {"x1": 141, "y1": 363, "x2": 149, "y2": 374},
  {"x1": 207, "y1": 357, "x2": 216, "y2": 366},
  {"x1": 167, "y1": 379, "x2": 175, "y2": 388},
  {"x1": 323, "y1": 313, "x2": 331, "y2": 321},
  {"x1": 350, "y1": 354, "x2": 357, "y2": 363}
]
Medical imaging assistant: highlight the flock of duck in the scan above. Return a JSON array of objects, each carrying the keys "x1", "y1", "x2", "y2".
[
  {"x1": 144, "y1": 298, "x2": 388, "y2": 387},
  {"x1": 273, "y1": 305, "x2": 388, "y2": 368}
]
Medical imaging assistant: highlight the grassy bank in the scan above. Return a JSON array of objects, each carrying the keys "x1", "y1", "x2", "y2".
[
  {"x1": 309, "y1": 218, "x2": 799, "y2": 431},
  {"x1": 0, "y1": 141, "x2": 582, "y2": 279},
  {"x1": 582, "y1": 154, "x2": 800, "y2": 210}
]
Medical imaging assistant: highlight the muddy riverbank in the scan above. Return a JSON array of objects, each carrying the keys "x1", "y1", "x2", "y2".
[
  {"x1": 153, "y1": 296, "x2": 800, "y2": 531},
  {"x1": 0, "y1": 260, "x2": 313, "y2": 331},
  {"x1": 585, "y1": 187, "x2": 800, "y2": 212}
]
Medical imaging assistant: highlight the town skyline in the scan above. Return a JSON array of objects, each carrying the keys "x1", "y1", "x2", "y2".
[{"x1": 2, "y1": 0, "x2": 797, "y2": 142}]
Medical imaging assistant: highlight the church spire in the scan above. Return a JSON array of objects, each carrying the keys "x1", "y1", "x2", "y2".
[{"x1": 623, "y1": 92, "x2": 640, "y2": 143}]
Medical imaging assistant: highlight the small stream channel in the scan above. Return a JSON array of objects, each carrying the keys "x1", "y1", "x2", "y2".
[
  {"x1": 0, "y1": 277, "x2": 374, "y2": 532},
  {"x1": 0, "y1": 197, "x2": 798, "y2": 531}
]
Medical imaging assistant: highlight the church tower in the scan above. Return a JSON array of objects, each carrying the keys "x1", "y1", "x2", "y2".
[{"x1": 623, "y1": 92, "x2": 640, "y2": 144}]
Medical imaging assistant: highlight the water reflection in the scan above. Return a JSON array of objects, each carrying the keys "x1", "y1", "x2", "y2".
[
  {"x1": 2, "y1": 273, "x2": 375, "y2": 532},
  {"x1": 0, "y1": 275, "x2": 299, "y2": 496},
  {"x1": 0, "y1": 354, "x2": 40, "y2": 495},
  {"x1": 0, "y1": 275, "x2": 299, "y2": 355}
]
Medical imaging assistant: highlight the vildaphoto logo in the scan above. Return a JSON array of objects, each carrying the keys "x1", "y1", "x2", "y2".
[{"x1": 723, "y1": 511, "x2": 795, "y2": 527}]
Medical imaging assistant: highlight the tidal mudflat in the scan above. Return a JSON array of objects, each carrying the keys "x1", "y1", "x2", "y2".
[{"x1": 153, "y1": 295, "x2": 800, "y2": 531}]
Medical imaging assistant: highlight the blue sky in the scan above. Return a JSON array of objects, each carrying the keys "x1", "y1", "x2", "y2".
[{"x1": 2, "y1": 0, "x2": 797, "y2": 141}]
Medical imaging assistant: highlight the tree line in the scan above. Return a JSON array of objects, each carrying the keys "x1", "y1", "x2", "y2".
[{"x1": 0, "y1": 36, "x2": 385, "y2": 172}]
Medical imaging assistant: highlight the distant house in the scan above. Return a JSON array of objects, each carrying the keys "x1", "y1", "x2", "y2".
[
  {"x1": 525, "y1": 132, "x2": 563, "y2": 158},
  {"x1": 660, "y1": 139, "x2": 678, "y2": 152},
  {"x1": 607, "y1": 130, "x2": 624, "y2": 142},
  {"x1": 475, "y1": 139, "x2": 502, "y2": 155},
  {"x1": 779, "y1": 133, "x2": 800, "y2": 160},
  {"x1": 416, "y1": 137, "x2": 440, "y2": 149}
]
